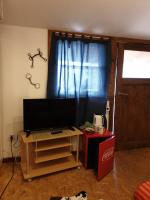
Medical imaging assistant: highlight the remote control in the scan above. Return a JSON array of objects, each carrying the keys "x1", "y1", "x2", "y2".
[{"x1": 51, "y1": 130, "x2": 62, "y2": 134}]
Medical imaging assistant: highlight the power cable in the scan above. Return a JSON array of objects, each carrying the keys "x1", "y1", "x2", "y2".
[{"x1": 0, "y1": 137, "x2": 15, "y2": 199}]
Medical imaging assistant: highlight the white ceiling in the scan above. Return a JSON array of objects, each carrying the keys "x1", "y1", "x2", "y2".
[{"x1": 1, "y1": 0, "x2": 150, "y2": 40}]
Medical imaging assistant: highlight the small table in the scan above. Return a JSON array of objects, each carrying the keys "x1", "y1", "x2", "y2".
[{"x1": 82, "y1": 129, "x2": 115, "y2": 180}]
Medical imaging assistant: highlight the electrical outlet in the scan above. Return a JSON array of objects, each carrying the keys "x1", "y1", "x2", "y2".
[{"x1": 9, "y1": 134, "x2": 18, "y2": 142}]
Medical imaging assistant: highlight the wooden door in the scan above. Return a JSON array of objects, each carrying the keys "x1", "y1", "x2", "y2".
[{"x1": 115, "y1": 43, "x2": 150, "y2": 150}]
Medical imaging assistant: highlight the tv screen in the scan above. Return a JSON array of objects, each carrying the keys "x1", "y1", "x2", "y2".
[{"x1": 23, "y1": 98, "x2": 77, "y2": 132}]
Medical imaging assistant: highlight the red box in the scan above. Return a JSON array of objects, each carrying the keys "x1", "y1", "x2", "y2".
[{"x1": 82, "y1": 129, "x2": 115, "y2": 180}]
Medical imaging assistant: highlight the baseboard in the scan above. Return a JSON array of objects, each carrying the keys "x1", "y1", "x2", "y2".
[
  {"x1": 2, "y1": 156, "x2": 21, "y2": 163},
  {"x1": 116, "y1": 140, "x2": 150, "y2": 150}
]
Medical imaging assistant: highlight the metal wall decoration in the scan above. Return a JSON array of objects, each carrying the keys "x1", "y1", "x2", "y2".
[
  {"x1": 28, "y1": 48, "x2": 47, "y2": 68},
  {"x1": 26, "y1": 48, "x2": 47, "y2": 89},
  {"x1": 25, "y1": 73, "x2": 40, "y2": 89}
]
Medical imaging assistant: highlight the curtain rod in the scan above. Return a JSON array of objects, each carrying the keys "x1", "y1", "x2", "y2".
[{"x1": 54, "y1": 31, "x2": 110, "y2": 41}]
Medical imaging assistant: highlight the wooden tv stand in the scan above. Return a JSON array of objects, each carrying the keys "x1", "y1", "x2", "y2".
[{"x1": 20, "y1": 128, "x2": 82, "y2": 180}]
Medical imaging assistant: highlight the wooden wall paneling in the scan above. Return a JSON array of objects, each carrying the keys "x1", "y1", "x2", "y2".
[{"x1": 107, "y1": 39, "x2": 118, "y2": 131}]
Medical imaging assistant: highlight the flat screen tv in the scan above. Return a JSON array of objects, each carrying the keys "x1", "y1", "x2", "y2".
[{"x1": 23, "y1": 98, "x2": 77, "y2": 133}]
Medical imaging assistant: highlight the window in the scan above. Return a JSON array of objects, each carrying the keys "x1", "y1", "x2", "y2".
[
  {"x1": 57, "y1": 59, "x2": 100, "y2": 95},
  {"x1": 55, "y1": 39, "x2": 109, "y2": 98},
  {"x1": 57, "y1": 40, "x2": 108, "y2": 96},
  {"x1": 122, "y1": 50, "x2": 150, "y2": 78},
  {"x1": 47, "y1": 32, "x2": 111, "y2": 124}
]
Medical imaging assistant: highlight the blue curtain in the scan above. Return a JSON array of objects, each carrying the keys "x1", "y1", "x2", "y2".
[{"x1": 47, "y1": 33, "x2": 111, "y2": 126}]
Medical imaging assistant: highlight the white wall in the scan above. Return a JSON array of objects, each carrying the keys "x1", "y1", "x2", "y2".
[
  {"x1": 0, "y1": 24, "x2": 48, "y2": 158},
  {"x1": 0, "y1": 51, "x2": 2, "y2": 162}
]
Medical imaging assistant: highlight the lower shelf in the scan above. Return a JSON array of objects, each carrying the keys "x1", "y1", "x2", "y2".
[
  {"x1": 35, "y1": 151, "x2": 72, "y2": 163},
  {"x1": 21, "y1": 155, "x2": 81, "y2": 179}
]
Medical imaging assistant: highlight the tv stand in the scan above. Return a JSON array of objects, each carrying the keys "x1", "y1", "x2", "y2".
[{"x1": 20, "y1": 127, "x2": 82, "y2": 180}]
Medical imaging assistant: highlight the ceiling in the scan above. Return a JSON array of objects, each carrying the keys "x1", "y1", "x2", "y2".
[{"x1": 1, "y1": 0, "x2": 150, "y2": 40}]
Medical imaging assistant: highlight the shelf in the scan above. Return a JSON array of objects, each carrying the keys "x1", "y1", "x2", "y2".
[
  {"x1": 35, "y1": 139, "x2": 71, "y2": 152},
  {"x1": 20, "y1": 127, "x2": 82, "y2": 180},
  {"x1": 35, "y1": 150, "x2": 72, "y2": 163},
  {"x1": 22, "y1": 156, "x2": 81, "y2": 179},
  {"x1": 21, "y1": 127, "x2": 82, "y2": 143}
]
